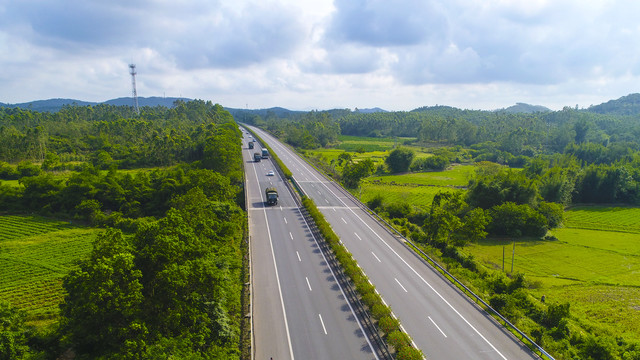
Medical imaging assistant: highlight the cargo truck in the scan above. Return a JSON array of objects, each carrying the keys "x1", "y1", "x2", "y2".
[
  {"x1": 253, "y1": 152, "x2": 261, "y2": 162},
  {"x1": 265, "y1": 187, "x2": 278, "y2": 205},
  {"x1": 261, "y1": 148, "x2": 269, "y2": 158}
]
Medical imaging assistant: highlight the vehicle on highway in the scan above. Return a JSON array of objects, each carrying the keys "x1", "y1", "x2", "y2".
[
  {"x1": 253, "y1": 152, "x2": 261, "y2": 162},
  {"x1": 261, "y1": 148, "x2": 269, "y2": 158},
  {"x1": 249, "y1": 142, "x2": 254, "y2": 149},
  {"x1": 265, "y1": 187, "x2": 278, "y2": 205},
  {"x1": 266, "y1": 170, "x2": 274, "y2": 176},
  {"x1": 253, "y1": 138, "x2": 257, "y2": 142}
]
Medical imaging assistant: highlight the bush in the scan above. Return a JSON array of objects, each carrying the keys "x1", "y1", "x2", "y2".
[
  {"x1": 370, "y1": 303, "x2": 391, "y2": 320},
  {"x1": 378, "y1": 316, "x2": 400, "y2": 334},
  {"x1": 387, "y1": 330, "x2": 411, "y2": 351},
  {"x1": 396, "y1": 345, "x2": 424, "y2": 360}
]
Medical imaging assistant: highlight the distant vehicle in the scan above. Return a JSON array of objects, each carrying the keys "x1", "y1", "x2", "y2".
[
  {"x1": 265, "y1": 187, "x2": 278, "y2": 205},
  {"x1": 252, "y1": 138, "x2": 257, "y2": 142},
  {"x1": 267, "y1": 170, "x2": 274, "y2": 176},
  {"x1": 248, "y1": 142, "x2": 254, "y2": 149},
  {"x1": 261, "y1": 148, "x2": 269, "y2": 158},
  {"x1": 248, "y1": 135, "x2": 252, "y2": 138},
  {"x1": 253, "y1": 152, "x2": 261, "y2": 162}
]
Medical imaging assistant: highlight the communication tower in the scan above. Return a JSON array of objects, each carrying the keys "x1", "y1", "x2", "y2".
[{"x1": 129, "y1": 64, "x2": 140, "y2": 115}]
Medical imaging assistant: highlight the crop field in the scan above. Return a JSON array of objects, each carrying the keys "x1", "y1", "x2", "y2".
[
  {"x1": 564, "y1": 205, "x2": 640, "y2": 233},
  {"x1": 336, "y1": 134, "x2": 415, "y2": 152},
  {"x1": 367, "y1": 164, "x2": 474, "y2": 187},
  {"x1": 0, "y1": 215, "x2": 98, "y2": 326},
  {"x1": 359, "y1": 181, "x2": 456, "y2": 209},
  {"x1": 464, "y1": 206, "x2": 640, "y2": 341}
]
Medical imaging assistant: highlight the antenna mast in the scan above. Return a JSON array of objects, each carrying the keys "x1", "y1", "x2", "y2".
[{"x1": 129, "y1": 64, "x2": 140, "y2": 115}]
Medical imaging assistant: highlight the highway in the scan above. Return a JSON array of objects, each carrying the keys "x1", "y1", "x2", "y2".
[
  {"x1": 242, "y1": 131, "x2": 379, "y2": 360},
  {"x1": 248, "y1": 126, "x2": 540, "y2": 360}
]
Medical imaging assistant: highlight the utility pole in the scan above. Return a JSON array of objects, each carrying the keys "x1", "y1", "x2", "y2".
[{"x1": 129, "y1": 64, "x2": 140, "y2": 115}]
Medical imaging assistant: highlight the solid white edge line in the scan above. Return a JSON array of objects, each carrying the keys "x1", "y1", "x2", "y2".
[
  {"x1": 260, "y1": 127, "x2": 508, "y2": 360},
  {"x1": 318, "y1": 314, "x2": 328, "y2": 335},
  {"x1": 429, "y1": 316, "x2": 448, "y2": 338},
  {"x1": 250, "y1": 155, "x2": 295, "y2": 360}
]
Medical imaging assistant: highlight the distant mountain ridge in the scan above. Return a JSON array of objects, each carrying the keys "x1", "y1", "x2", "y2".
[
  {"x1": 3, "y1": 93, "x2": 640, "y2": 116},
  {"x1": 586, "y1": 93, "x2": 640, "y2": 116},
  {"x1": 0, "y1": 96, "x2": 191, "y2": 112}
]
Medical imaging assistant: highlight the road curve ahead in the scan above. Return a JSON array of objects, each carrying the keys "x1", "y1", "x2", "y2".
[
  {"x1": 242, "y1": 131, "x2": 379, "y2": 360},
  {"x1": 249, "y1": 126, "x2": 540, "y2": 360}
]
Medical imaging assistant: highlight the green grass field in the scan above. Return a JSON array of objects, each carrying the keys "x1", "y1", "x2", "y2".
[
  {"x1": 0, "y1": 215, "x2": 99, "y2": 327},
  {"x1": 464, "y1": 206, "x2": 640, "y2": 341},
  {"x1": 336, "y1": 134, "x2": 415, "y2": 152}
]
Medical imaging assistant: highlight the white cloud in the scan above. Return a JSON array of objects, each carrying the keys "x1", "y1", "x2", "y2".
[{"x1": 0, "y1": 0, "x2": 639, "y2": 110}]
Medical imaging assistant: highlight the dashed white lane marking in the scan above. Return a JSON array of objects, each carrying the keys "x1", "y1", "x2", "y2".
[
  {"x1": 354, "y1": 232, "x2": 362, "y2": 241},
  {"x1": 289, "y1": 232, "x2": 293, "y2": 240},
  {"x1": 296, "y1": 251, "x2": 301, "y2": 262},
  {"x1": 395, "y1": 278, "x2": 408, "y2": 293},
  {"x1": 429, "y1": 316, "x2": 448, "y2": 338},
  {"x1": 341, "y1": 217, "x2": 347, "y2": 224},
  {"x1": 318, "y1": 314, "x2": 328, "y2": 335},
  {"x1": 284, "y1": 217, "x2": 287, "y2": 224},
  {"x1": 371, "y1": 252, "x2": 381, "y2": 262},
  {"x1": 306, "y1": 277, "x2": 312, "y2": 291}
]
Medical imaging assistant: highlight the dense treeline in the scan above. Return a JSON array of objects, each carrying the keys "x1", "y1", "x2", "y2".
[{"x1": 0, "y1": 101, "x2": 246, "y2": 359}]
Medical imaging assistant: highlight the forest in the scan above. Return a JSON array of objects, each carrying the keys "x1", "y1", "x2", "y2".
[{"x1": 0, "y1": 101, "x2": 247, "y2": 359}]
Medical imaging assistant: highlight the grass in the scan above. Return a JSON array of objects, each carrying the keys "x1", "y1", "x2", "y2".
[
  {"x1": 0, "y1": 215, "x2": 99, "y2": 327},
  {"x1": 463, "y1": 206, "x2": 640, "y2": 342},
  {"x1": 336, "y1": 134, "x2": 415, "y2": 152}
]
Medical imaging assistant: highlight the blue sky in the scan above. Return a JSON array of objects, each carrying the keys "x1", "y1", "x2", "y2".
[{"x1": 1, "y1": 0, "x2": 639, "y2": 111}]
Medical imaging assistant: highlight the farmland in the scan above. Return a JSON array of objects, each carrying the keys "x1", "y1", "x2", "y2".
[
  {"x1": 464, "y1": 206, "x2": 640, "y2": 342},
  {"x1": 0, "y1": 215, "x2": 99, "y2": 327}
]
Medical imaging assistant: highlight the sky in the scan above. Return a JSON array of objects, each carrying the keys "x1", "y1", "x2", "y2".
[{"x1": 1, "y1": 0, "x2": 639, "y2": 111}]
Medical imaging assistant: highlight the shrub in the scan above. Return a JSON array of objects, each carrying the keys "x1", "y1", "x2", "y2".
[
  {"x1": 396, "y1": 345, "x2": 424, "y2": 360},
  {"x1": 370, "y1": 303, "x2": 391, "y2": 320},
  {"x1": 378, "y1": 316, "x2": 400, "y2": 334},
  {"x1": 387, "y1": 330, "x2": 411, "y2": 351}
]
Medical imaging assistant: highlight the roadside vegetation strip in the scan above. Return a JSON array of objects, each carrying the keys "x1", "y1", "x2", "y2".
[{"x1": 301, "y1": 196, "x2": 424, "y2": 360}]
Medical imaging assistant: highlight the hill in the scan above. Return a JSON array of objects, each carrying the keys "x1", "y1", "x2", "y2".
[
  {"x1": 0, "y1": 96, "x2": 190, "y2": 112},
  {"x1": 587, "y1": 93, "x2": 640, "y2": 115},
  {"x1": 498, "y1": 102, "x2": 551, "y2": 113}
]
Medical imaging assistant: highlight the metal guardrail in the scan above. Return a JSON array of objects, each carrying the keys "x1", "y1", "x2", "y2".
[
  {"x1": 286, "y1": 176, "x2": 392, "y2": 360},
  {"x1": 330, "y1": 183, "x2": 555, "y2": 360}
]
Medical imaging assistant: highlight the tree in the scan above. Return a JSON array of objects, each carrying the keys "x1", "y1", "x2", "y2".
[
  {"x1": 385, "y1": 147, "x2": 415, "y2": 173},
  {"x1": 61, "y1": 229, "x2": 146, "y2": 357},
  {"x1": 342, "y1": 159, "x2": 374, "y2": 188},
  {"x1": 0, "y1": 301, "x2": 29, "y2": 360}
]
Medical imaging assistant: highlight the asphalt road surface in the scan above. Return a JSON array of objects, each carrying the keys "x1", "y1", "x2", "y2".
[
  {"x1": 242, "y1": 132, "x2": 379, "y2": 360},
  {"x1": 249, "y1": 126, "x2": 540, "y2": 360}
]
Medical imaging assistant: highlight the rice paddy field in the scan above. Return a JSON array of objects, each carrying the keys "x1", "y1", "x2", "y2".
[
  {"x1": 464, "y1": 206, "x2": 640, "y2": 341},
  {"x1": 359, "y1": 164, "x2": 474, "y2": 209},
  {"x1": 0, "y1": 215, "x2": 99, "y2": 327}
]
